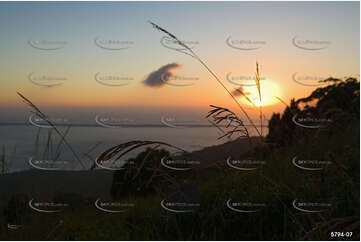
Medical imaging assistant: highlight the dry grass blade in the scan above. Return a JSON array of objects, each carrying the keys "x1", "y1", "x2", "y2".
[
  {"x1": 148, "y1": 22, "x2": 262, "y2": 137},
  {"x1": 17, "y1": 92, "x2": 86, "y2": 169},
  {"x1": 17, "y1": 92, "x2": 46, "y2": 119},
  {"x1": 0, "y1": 145, "x2": 6, "y2": 174},
  {"x1": 97, "y1": 140, "x2": 187, "y2": 166},
  {"x1": 149, "y1": 21, "x2": 179, "y2": 42},
  {"x1": 148, "y1": 21, "x2": 194, "y2": 55},
  {"x1": 255, "y1": 62, "x2": 262, "y2": 102},
  {"x1": 43, "y1": 129, "x2": 53, "y2": 159},
  {"x1": 275, "y1": 96, "x2": 289, "y2": 107},
  {"x1": 206, "y1": 105, "x2": 249, "y2": 139},
  {"x1": 54, "y1": 126, "x2": 71, "y2": 160},
  {"x1": 254, "y1": 62, "x2": 263, "y2": 136},
  {"x1": 274, "y1": 96, "x2": 298, "y2": 117},
  {"x1": 233, "y1": 88, "x2": 257, "y2": 107}
]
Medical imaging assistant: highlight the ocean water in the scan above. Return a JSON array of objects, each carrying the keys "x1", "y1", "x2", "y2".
[
  {"x1": 0, "y1": 125, "x2": 224, "y2": 172},
  {"x1": 0, "y1": 124, "x2": 268, "y2": 172}
]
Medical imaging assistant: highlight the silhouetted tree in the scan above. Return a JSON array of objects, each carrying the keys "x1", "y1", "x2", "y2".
[{"x1": 267, "y1": 78, "x2": 359, "y2": 146}]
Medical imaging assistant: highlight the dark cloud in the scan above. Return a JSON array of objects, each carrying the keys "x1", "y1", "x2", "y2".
[
  {"x1": 232, "y1": 86, "x2": 250, "y2": 97},
  {"x1": 143, "y1": 63, "x2": 181, "y2": 87}
]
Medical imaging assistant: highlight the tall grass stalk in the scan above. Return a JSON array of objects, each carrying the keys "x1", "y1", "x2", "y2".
[
  {"x1": 1, "y1": 145, "x2": 5, "y2": 174},
  {"x1": 254, "y1": 62, "x2": 263, "y2": 136},
  {"x1": 149, "y1": 21, "x2": 262, "y2": 137},
  {"x1": 17, "y1": 92, "x2": 86, "y2": 169}
]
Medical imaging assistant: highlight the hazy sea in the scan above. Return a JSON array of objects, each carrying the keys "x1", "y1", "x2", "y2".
[{"x1": 0, "y1": 124, "x2": 267, "y2": 172}]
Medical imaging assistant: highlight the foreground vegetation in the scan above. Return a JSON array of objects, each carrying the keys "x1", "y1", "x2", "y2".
[
  {"x1": 1, "y1": 79, "x2": 359, "y2": 240},
  {"x1": 1, "y1": 21, "x2": 359, "y2": 240}
]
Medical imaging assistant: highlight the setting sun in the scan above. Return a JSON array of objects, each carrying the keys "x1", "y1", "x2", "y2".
[
  {"x1": 254, "y1": 99, "x2": 263, "y2": 107},
  {"x1": 238, "y1": 81, "x2": 282, "y2": 107}
]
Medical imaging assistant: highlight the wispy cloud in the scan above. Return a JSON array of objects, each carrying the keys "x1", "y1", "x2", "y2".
[{"x1": 143, "y1": 63, "x2": 181, "y2": 87}]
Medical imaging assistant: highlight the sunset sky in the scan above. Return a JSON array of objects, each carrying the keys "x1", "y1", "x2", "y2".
[{"x1": 0, "y1": 1, "x2": 359, "y2": 123}]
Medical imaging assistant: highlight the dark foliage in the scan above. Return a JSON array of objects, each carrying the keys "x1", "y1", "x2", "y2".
[{"x1": 267, "y1": 78, "x2": 360, "y2": 146}]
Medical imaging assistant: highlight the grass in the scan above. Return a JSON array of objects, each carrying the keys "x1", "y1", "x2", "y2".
[
  {"x1": 0, "y1": 22, "x2": 359, "y2": 240},
  {"x1": 149, "y1": 21, "x2": 263, "y2": 138},
  {"x1": 17, "y1": 92, "x2": 86, "y2": 169},
  {"x1": 1, "y1": 118, "x2": 359, "y2": 240}
]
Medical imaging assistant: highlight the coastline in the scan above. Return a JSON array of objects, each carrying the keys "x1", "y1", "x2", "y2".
[{"x1": 0, "y1": 137, "x2": 261, "y2": 202}]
